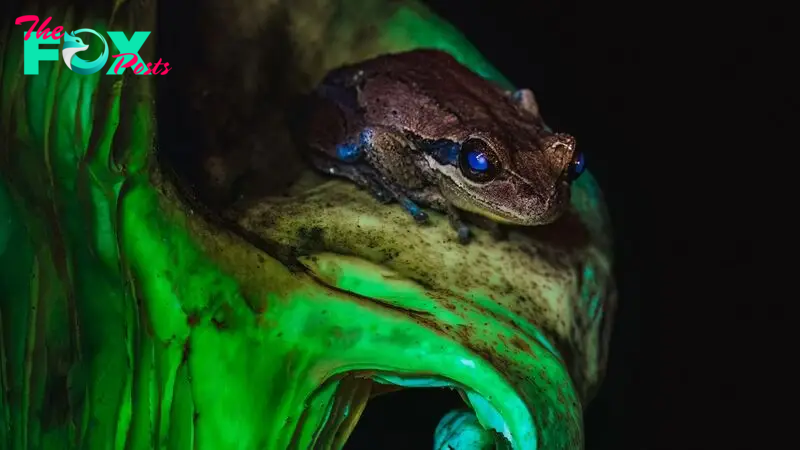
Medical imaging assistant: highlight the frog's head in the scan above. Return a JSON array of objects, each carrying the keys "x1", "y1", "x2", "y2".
[{"x1": 438, "y1": 131, "x2": 584, "y2": 226}]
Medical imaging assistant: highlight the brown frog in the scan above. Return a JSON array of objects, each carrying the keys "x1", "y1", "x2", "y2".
[{"x1": 295, "y1": 49, "x2": 584, "y2": 243}]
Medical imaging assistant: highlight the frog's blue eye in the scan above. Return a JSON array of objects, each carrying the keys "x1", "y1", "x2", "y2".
[
  {"x1": 459, "y1": 138, "x2": 499, "y2": 182},
  {"x1": 568, "y1": 151, "x2": 585, "y2": 180},
  {"x1": 467, "y1": 151, "x2": 489, "y2": 172}
]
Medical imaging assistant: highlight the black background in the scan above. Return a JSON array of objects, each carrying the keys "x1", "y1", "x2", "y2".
[{"x1": 348, "y1": 1, "x2": 782, "y2": 449}]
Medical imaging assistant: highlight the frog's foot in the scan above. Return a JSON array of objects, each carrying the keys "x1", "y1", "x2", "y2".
[
  {"x1": 344, "y1": 167, "x2": 395, "y2": 204},
  {"x1": 320, "y1": 158, "x2": 429, "y2": 222},
  {"x1": 369, "y1": 177, "x2": 429, "y2": 223},
  {"x1": 398, "y1": 197, "x2": 429, "y2": 223},
  {"x1": 351, "y1": 168, "x2": 399, "y2": 204},
  {"x1": 332, "y1": 150, "x2": 430, "y2": 223},
  {"x1": 446, "y1": 207, "x2": 472, "y2": 244}
]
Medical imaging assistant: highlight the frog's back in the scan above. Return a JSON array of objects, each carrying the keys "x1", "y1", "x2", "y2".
[
  {"x1": 320, "y1": 50, "x2": 534, "y2": 141},
  {"x1": 343, "y1": 50, "x2": 501, "y2": 96}
]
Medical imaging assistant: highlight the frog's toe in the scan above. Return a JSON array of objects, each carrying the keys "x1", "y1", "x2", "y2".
[
  {"x1": 456, "y1": 225, "x2": 471, "y2": 244},
  {"x1": 372, "y1": 189, "x2": 394, "y2": 205},
  {"x1": 414, "y1": 210, "x2": 429, "y2": 223},
  {"x1": 410, "y1": 208, "x2": 429, "y2": 223},
  {"x1": 444, "y1": 206, "x2": 471, "y2": 243},
  {"x1": 400, "y1": 198, "x2": 428, "y2": 223}
]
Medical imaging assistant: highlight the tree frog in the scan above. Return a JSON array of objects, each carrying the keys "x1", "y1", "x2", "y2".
[{"x1": 296, "y1": 49, "x2": 585, "y2": 243}]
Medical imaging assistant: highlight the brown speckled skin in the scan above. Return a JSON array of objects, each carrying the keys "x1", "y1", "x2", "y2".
[{"x1": 297, "y1": 49, "x2": 579, "y2": 226}]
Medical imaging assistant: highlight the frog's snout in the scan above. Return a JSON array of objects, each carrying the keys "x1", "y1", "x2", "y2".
[
  {"x1": 507, "y1": 178, "x2": 569, "y2": 225},
  {"x1": 544, "y1": 133, "x2": 576, "y2": 160}
]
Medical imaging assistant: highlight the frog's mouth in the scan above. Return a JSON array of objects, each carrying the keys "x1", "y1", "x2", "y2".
[
  {"x1": 300, "y1": 370, "x2": 519, "y2": 449},
  {"x1": 435, "y1": 166, "x2": 569, "y2": 227}
]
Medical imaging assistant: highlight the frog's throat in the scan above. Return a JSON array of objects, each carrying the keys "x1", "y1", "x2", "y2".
[
  {"x1": 431, "y1": 162, "x2": 563, "y2": 226},
  {"x1": 444, "y1": 187, "x2": 559, "y2": 226},
  {"x1": 458, "y1": 200, "x2": 533, "y2": 225}
]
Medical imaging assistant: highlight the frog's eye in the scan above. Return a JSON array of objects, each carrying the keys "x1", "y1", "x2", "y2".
[
  {"x1": 567, "y1": 151, "x2": 585, "y2": 181},
  {"x1": 459, "y1": 138, "x2": 499, "y2": 182}
]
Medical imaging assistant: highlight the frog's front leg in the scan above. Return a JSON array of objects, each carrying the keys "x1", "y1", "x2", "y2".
[
  {"x1": 324, "y1": 127, "x2": 431, "y2": 223},
  {"x1": 444, "y1": 207, "x2": 506, "y2": 244},
  {"x1": 361, "y1": 127, "x2": 432, "y2": 222},
  {"x1": 308, "y1": 154, "x2": 395, "y2": 204},
  {"x1": 445, "y1": 205, "x2": 472, "y2": 244}
]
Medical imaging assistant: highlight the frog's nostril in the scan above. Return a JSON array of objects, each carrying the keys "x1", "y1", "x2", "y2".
[{"x1": 545, "y1": 133, "x2": 576, "y2": 155}]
